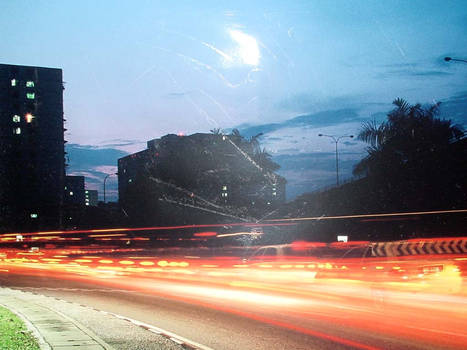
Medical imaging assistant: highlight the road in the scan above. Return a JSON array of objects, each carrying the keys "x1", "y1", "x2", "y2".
[{"x1": 1, "y1": 249, "x2": 466, "y2": 350}]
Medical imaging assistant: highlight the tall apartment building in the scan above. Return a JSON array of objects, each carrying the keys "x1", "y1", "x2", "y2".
[{"x1": 0, "y1": 63, "x2": 66, "y2": 232}]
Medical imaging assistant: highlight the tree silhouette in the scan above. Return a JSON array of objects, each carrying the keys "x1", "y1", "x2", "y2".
[
  {"x1": 210, "y1": 128, "x2": 222, "y2": 134},
  {"x1": 248, "y1": 133, "x2": 263, "y2": 155},
  {"x1": 354, "y1": 98, "x2": 465, "y2": 210},
  {"x1": 254, "y1": 147, "x2": 280, "y2": 172},
  {"x1": 354, "y1": 98, "x2": 463, "y2": 176}
]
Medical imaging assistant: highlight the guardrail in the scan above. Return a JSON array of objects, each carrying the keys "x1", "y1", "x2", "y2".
[{"x1": 369, "y1": 237, "x2": 467, "y2": 257}]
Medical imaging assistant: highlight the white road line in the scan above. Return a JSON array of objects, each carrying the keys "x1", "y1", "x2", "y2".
[
  {"x1": 108, "y1": 313, "x2": 215, "y2": 350},
  {"x1": 170, "y1": 337, "x2": 185, "y2": 345}
]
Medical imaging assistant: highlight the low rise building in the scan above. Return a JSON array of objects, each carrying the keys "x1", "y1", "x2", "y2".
[
  {"x1": 118, "y1": 133, "x2": 285, "y2": 225},
  {"x1": 85, "y1": 189, "x2": 98, "y2": 207},
  {"x1": 64, "y1": 176, "x2": 85, "y2": 206}
]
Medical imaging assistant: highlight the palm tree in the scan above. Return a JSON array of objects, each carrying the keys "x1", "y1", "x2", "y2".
[
  {"x1": 254, "y1": 148, "x2": 280, "y2": 171},
  {"x1": 248, "y1": 133, "x2": 263, "y2": 155},
  {"x1": 354, "y1": 98, "x2": 464, "y2": 177},
  {"x1": 210, "y1": 128, "x2": 222, "y2": 135},
  {"x1": 225, "y1": 129, "x2": 280, "y2": 172}
]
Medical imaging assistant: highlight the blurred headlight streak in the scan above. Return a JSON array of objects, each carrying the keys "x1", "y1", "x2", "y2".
[{"x1": 0, "y1": 236, "x2": 466, "y2": 349}]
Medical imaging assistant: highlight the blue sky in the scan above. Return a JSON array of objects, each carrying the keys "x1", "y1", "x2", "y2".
[{"x1": 2, "y1": 1, "x2": 467, "y2": 200}]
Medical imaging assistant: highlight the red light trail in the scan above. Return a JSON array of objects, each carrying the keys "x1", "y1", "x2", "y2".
[{"x1": 0, "y1": 239, "x2": 466, "y2": 350}]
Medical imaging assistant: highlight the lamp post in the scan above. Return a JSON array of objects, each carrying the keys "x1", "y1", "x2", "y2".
[
  {"x1": 318, "y1": 133, "x2": 354, "y2": 186},
  {"x1": 444, "y1": 57, "x2": 467, "y2": 64},
  {"x1": 103, "y1": 173, "x2": 117, "y2": 203}
]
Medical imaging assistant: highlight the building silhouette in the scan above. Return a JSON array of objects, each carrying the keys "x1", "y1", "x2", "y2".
[
  {"x1": 85, "y1": 189, "x2": 98, "y2": 207},
  {"x1": 64, "y1": 176, "x2": 85, "y2": 206},
  {"x1": 0, "y1": 63, "x2": 65, "y2": 232},
  {"x1": 118, "y1": 133, "x2": 285, "y2": 225}
]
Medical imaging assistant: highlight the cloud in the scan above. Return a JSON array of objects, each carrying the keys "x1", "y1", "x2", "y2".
[
  {"x1": 390, "y1": 69, "x2": 453, "y2": 77},
  {"x1": 66, "y1": 144, "x2": 128, "y2": 201},
  {"x1": 276, "y1": 94, "x2": 360, "y2": 114},
  {"x1": 373, "y1": 58, "x2": 455, "y2": 79},
  {"x1": 448, "y1": 91, "x2": 467, "y2": 100},
  {"x1": 342, "y1": 141, "x2": 358, "y2": 146},
  {"x1": 66, "y1": 144, "x2": 128, "y2": 167},
  {"x1": 271, "y1": 151, "x2": 363, "y2": 199},
  {"x1": 166, "y1": 91, "x2": 193, "y2": 98},
  {"x1": 375, "y1": 60, "x2": 453, "y2": 79},
  {"x1": 93, "y1": 165, "x2": 118, "y2": 174},
  {"x1": 265, "y1": 137, "x2": 282, "y2": 141},
  {"x1": 238, "y1": 108, "x2": 363, "y2": 138},
  {"x1": 67, "y1": 171, "x2": 102, "y2": 182},
  {"x1": 96, "y1": 139, "x2": 145, "y2": 149},
  {"x1": 439, "y1": 91, "x2": 467, "y2": 126}
]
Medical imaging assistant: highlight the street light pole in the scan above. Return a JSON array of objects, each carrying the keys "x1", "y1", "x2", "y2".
[
  {"x1": 318, "y1": 134, "x2": 354, "y2": 186},
  {"x1": 103, "y1": 173, "x2": 117, "y2": 203}
]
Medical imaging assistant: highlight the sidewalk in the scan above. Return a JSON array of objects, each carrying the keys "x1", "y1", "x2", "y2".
[{"x1": 0, "y1": 288, "x2": 113, "y2": 350}]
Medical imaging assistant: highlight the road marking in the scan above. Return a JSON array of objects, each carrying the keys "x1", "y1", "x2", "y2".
[
  {"x1": 170, "y1": 337, "x2": 185, "y2": 345},
  {"x1": 106, "y1": 313, "x2": 215, "y2": 350}
]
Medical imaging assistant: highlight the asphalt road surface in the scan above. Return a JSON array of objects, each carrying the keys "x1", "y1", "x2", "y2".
[{"x1": 1, "y1": 270, "x2": 464, "y2": 350}]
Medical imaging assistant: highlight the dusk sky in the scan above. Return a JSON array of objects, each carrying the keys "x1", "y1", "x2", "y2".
[{"x1": 2, "y1": 1, "x2": 467, "y2": 200}]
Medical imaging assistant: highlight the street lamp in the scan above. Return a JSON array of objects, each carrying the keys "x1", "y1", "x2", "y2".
[
  {"x1": 444, "y1": 57, "x2": 467, "y2": 63},
  {"x1": 318, "y1": 133, "x2": 354, "y2": 186},
  {"x1": 103, "y1": 172, "x2": 118, "y2": 203}
]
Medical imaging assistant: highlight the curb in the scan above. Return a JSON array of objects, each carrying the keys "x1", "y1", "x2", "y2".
[
  {"x1": 5, "y1": 287, "x2": 213, "y2": 350},
  {"x1": 1, "y1": 288, "x2": 115, "y2": 350}
]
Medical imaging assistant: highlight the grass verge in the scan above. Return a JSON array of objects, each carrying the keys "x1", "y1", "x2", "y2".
[{"x1": 0, "y1": 305, "x2": 40, "y2": 350}]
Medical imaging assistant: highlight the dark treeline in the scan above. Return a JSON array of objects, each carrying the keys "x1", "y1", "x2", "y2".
[{"x1": 275, "y1": 98, "x2": 466, "y2": 241}]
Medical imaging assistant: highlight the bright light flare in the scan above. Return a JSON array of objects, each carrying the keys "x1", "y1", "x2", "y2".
[{"x1": 229, "y1": 29, "x2": 260, "y2": 66}]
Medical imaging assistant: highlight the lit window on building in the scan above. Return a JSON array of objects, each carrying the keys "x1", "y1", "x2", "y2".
[
  {"x1": 25, "y1": 113, "x2": 34, "y2": 123},
  {"x1": 12, "y1": 115, "x2": 21, "y2": 123},
  {"x1": 69, "y1": 191, "x2": 73, "y2": 196},
  {"x1": 85, "y1": 190, "x2": 89, "y2": 194},
  {"x1": 272, "y1": 192, "x2": 277, "y2": 196},
  {"x1": 128, "y1": 179, "x2": 133, "y2": 183},
  {"x1": 13, "y1": 127, "x2": 21, "y2": 135},
  {"x1": 26, "y1": 81, "x2": 35, "y2": 87},
  {"x1": 11, "y1": 79, "x2": 16, "y2": 86},
  {"x1": 221, "y1": 192, "x2": 228, "y2": 197},
  {"x1": 86, "y1": 203, "x2": 89, "y2": 206},
  {"x1": 222, "y1": 185, "x2": 227, "y2": 190},
  {"x1": 26, "y1": 92, "x2": 35, "y2": 99},
  {"x1": 30, "y1": 213, "x2": 38, "y2": 219}
]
